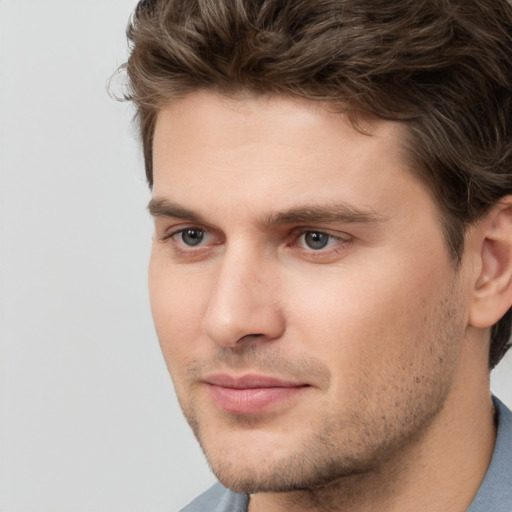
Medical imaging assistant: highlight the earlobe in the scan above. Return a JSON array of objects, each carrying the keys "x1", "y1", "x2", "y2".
[{"x1": 469, "y1": 197, "x2": 512, "y2": 329}]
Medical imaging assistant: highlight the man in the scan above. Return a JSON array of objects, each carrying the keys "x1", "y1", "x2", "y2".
[{"x1": 123, "y1": 0, "x2": 512, "y2": 510}]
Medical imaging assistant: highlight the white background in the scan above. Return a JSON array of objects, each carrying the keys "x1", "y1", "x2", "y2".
[{"x1": 0, "y1": 1, "x2": 511, "y2": 511}]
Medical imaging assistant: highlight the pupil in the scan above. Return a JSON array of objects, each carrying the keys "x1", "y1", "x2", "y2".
[
  {"x1": 305, "y1": 231, "x2": 328, "y2": 250},
  {"x1": 182, "y1": 229, "x2": 204, "y2": 246}
]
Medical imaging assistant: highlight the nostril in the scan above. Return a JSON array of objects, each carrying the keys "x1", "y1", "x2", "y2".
[{"x1": 239, "y1": 333, "x2": 265, "y2": 342}]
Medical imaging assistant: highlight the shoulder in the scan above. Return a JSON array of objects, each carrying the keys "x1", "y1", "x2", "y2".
[
  {"x1": 492, "y1": 396, "x2": 512, "y2": 470},
  {"x1": 467, "y1": 397, "x2": 512, "y2": 512},
  {"x1": 179, "y1": 483, "x2": 249, "y2": 512}
]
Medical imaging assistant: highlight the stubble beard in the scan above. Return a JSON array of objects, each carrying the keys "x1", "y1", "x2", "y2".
[
  {"x1": 177, "y1": 281, "x2": 464, "y2": 497},
  {"x1": 187, "y1": 384, "x2": 452, "y2": 496}
]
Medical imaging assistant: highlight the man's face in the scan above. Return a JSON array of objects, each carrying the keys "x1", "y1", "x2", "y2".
[{"x1": 149, "y1": 91, "x2": 470, "y2": 493}]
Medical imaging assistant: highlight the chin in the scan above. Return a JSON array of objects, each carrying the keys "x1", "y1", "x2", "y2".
[
  {"x1": 199, "y1": 430, "x2": 378, "y2": 495},
  {"x1": 192, "y1": 394, "x2": 449, "y2": 495}
]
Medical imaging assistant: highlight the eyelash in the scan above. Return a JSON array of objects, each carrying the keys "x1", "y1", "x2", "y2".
[
  {"x1": 294, "y1": 230, "x2": 347, "y2": 251},
  {"x1": 291, "y1": 229, "x2": 352, "y2": 262},
  {"x1": 161, "y1": 227, "x2": 217, "y2": 258},
  {"x1": 160, "y1": 226, "x2": 352, "y2": 260}
]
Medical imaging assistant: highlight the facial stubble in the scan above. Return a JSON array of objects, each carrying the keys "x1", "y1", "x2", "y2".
[{"x1": 174, "y1": 278, "x2": 465, "y2": 498}]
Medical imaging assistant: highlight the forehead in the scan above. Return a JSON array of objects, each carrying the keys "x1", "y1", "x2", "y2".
[
  {"x1": 153, "y1": 91, "x2": 405, "y2": 155},
  {"x1": 151, "y1": 91, "x2": 433, "y2": 226}
]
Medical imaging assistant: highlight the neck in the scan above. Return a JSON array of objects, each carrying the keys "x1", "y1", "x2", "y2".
[{"x1": 249, "y1": 361, "x2": 496, "y2": 512}]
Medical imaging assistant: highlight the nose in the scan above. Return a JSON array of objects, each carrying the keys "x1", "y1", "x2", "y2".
[{"x1": 202, "y1": 249, "x2": 286, "y2": 347}]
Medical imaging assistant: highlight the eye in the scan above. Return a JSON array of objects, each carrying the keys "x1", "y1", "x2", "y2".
[
  {"x1": 302, "y1": 231, "x2": 330, "y2": 250},
  {"x1": 159, "y1": 224, "x2": 221, "y2": 260},
  {"x1": 177, "y1": 228, "x2": 206, "y2": 246},
  {"x1": 298, "y1": 231, "x2": 340, "y2": 250}
]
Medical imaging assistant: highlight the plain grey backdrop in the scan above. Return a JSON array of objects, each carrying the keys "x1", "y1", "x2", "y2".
[
  {"x1": 0, "y1": 2, "x2": 511, "y2": 511},
  {"x1": 0, "y1": 2, "x2": 215, "y2": 511}
]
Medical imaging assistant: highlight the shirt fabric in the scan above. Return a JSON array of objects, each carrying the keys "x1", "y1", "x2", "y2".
[{"x1": 180, "y1": 397, "x2": 512, "y2": 512}]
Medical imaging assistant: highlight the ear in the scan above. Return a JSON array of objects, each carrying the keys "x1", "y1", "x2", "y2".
[{"x1": 469, "y1": 196, "x2": 512, "y2": 329}]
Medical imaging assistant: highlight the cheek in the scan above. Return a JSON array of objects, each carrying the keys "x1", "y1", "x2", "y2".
[
  {"x1": 283, "y1": 256, "x2": 455, "y2": 381},
  {"x1": 148, "y1": 252, "x2": 210, "y2": 374}
]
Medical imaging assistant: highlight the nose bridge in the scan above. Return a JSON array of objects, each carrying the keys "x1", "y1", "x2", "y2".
[{"x1": 202, "y1": 242, "x2": 284, "y2": 346}]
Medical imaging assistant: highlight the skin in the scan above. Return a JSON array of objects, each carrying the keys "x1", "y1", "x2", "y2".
[{"x1": 148, "y1": 91, "x2": 506, "y2": 512}]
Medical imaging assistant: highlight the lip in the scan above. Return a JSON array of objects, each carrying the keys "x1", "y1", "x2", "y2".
[{"x1": 204, "y1": 373, "x2": 310, "y2": 414}]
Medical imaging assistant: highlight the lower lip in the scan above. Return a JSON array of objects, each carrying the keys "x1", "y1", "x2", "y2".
[{"x1": 206, "y1": 384, "x2": 307, "y2": 414}]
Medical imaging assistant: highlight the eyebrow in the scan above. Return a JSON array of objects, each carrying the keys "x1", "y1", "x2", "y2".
[
  {"x1": 148, "y1": 198, "x2": 203, "y2": 222},
  {"x1": 148, "y1": 197, "x2": 386, "y2": 226},
  {"x1": 264, "y1": 203, "x2": 386, "y2": 226}
]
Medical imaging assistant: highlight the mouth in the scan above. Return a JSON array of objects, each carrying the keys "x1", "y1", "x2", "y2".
[{"x1": 203, "y1": 373, "x2": 311, "y2": 414}]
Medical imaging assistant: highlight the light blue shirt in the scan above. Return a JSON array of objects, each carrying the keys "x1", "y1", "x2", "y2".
[
  {"x1": 466, "y1": 397, "x2": 512, "y2": 512},
  {"x1": 181, "y1": 397, "x2": 512, "y2": 512}
]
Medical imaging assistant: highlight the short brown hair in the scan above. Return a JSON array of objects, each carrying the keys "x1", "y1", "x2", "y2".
[{"x1": 122, "y1": 0, "x2": 512, "y2": 367}]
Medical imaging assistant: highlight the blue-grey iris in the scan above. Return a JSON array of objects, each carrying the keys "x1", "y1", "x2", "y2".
[
  {"x1": 182, "y1": 228, "x2": 205, "y2": 246},
  {"x1": 304, "y1": 231, "x2": 329, "y2": 250}
]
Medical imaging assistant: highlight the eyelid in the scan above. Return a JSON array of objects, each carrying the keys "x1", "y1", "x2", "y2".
[
  {"x1": 289, "y1": 228, "x2": 354, "y2": 261},
  {"x1": 173, "y1": 227, "x2": 207, "y2": 246},
  {"x1": 297, "y1": 229, "x2": 341, "y2": 246},
  {"x1": 164, "y1": 225, "x2": 208, "y2": 243},
  {"x1": 292, "y1": 227, "x2": 352, "y2": 243},
  {"x1": 159, "y1": 223, "x2": 224, "y2": 258},
  {"x1": 157, "y1": 220, "x2": 208, "y2": 239},
  {"x1": 156, "y1": 221, "x2": 353, "y2": 262}
]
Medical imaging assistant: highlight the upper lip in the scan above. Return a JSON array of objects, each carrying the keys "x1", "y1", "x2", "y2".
[{"x1": 204, "y1": 373, "x2": 309, "y2": 389}]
